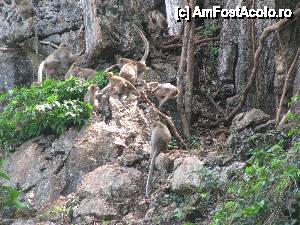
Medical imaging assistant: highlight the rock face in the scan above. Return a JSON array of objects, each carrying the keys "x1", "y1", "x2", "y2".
[
  {"x1": 0, "y1": 0, "x2": 83, "y2": 87},
  {"x1": 172, "y1": 157, "x2": 204, "y2": 192},
  {"x1": 3, "y1": 94, "x2": 153, "y2": 223},
  {"x1": 82, "y1": 0, "x2": 152, "y2": 66},
  {"x1": 4, "y1": 129, "x2": 78, "y2": 210},
  {"x1": 77, "y1": 165, "x2": 142, "y2": 200},
  {"x1": 0, "y1": 48, "x2": 33, "y2": 92},
  {"x1": 218, "y1": 0, "x2": 298, "y2": 114},
  {"x1": 228, "y1": 109, "x2": 280, "y2": 160}
]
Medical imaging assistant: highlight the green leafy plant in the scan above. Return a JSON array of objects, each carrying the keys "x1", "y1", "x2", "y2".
[
  {"x1": 210, "y1": 97, "x2": 300, "y2": 224},
  {"x1": 0, "y1": 159, "x2": 24, "y2": 212},
  {"x1": 210, "y1": 47, "x2": 219, "y2": 63},
  {"x1": 211, "y1": 143, "x2": 300, "y2": 225},
  {"x1": 0, "y1": 72, "x2": 108, "y2": 152}
]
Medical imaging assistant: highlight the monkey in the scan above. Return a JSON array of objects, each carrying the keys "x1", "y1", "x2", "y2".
[
  {"x1": 38, "y1": 43, "x2": 81, "y2": 83},
  {"x1": 146, "y1": 81, "x2": 159, "y2": 91},
  {"x1": 65, "y1": 65, "x2": 97, "y2": 82},
  {"x1": 6, "y1": 0, "x2": 39, "y2": 55},
  {"x1": 114, "y1": 24, "x2": 149, "y2": 84},
  {"x1": 148, "y1": 83, "x2": 179, "y2": 110},
  {"x1": 148, "y1": 10, "x2": 168, "y2": 40},
  {"x1": 84, "y1": 84, "x2": 99, "y2": 112},
  {"x1": 106, "y1": 72, "x2": 141, "y2": 97},
  {"x1": 145, "y1": 121, "x2": 171, "y2": 198}
]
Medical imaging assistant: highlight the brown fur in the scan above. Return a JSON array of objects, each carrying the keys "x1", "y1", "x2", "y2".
[{"x1": 146, "y1": 121, "x2": 171, "y2": 198}]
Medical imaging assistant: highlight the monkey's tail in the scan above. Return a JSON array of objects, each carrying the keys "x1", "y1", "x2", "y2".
[
  {"x1": 133, "y1": 24, "x2": 149, "y2": 64},
  {"x1": 38, "y1": 60, "x2": 45, "y2": 84},
  {"x1": 145, "y1": 151, "x2": 157, "y2": 198},
  {"x1": 34, "y1": 21, "x2": 38, "y2": 55}
]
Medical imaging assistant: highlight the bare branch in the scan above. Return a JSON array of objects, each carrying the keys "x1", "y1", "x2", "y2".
[{"x1": 276, "y1": 47, "x2": 300, "y2": 125}]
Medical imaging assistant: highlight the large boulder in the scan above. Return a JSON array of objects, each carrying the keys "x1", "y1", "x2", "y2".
[
  {"x1": 228, "y1": 109, "x2": 281, "y2": 160},
  {"x1": 171, "y1": 157, "x2": 204, "y2": 192},
  {"x1": 77, "y1": 165, "x2": 142, "y2": 199},
  {"x1": 4, "y1": 129, "x2": 78, "y2": 210}
]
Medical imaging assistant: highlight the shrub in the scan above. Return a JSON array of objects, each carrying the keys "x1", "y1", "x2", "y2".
[
  {"x1": 0, "y1": 159, "x2": 24, "y2": 213},
  {"x1": 210, "y1": 97, "x2": 300, "y2": 225},
  {"x1": 0, "y1": 72, "x2": 108, "y2": 152}
]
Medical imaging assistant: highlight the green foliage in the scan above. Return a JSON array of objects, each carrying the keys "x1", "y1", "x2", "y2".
[
  {"x1": 210, "y1": 47, "x2": 219, "y2": 63},
  {"x1": 187, "y1": 135, "x2": 202, "y2": 148},
  {"x1": 169, "y1": 138, "x2": 179, "y2": 149},
  {"x1": 210, "y1": 97, "x2": 300, "y2": 225},
  {"x1": 0, "y1": 72, "x2": 108, "y2": 152},
  {"x1": 211, "y1": 144, "x2": 300, "y2": 225},
  {"x1": 0, "y1": 159, "x2": 24, "y2": 212},
  {"x1": 40, "y1": 206, "x2": 70, "y2": 223},
  {"x1": 194, "y1": 167, "x2": 221, "y2": 203}
]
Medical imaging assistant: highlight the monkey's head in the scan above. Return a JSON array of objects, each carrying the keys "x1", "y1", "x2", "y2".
[
  {"x1": 107, "y1": 72, "x2": 114, "y2": 79},
  {"x1": 73, "y1": 66, "x2": 82, "y2": 73},
  {"x1": 88, "y1": 84, "x2": 99, "y2": 93},
  {"x1": 146, "y1": 82, "x2": 159, "y2": 91},
  {"x1": 151, "y1": 121, "x2": 164, "y2": 129}
]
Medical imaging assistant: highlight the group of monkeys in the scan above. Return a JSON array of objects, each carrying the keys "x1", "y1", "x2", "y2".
[{"x1": 4, "y1": 0, "x2": 177, "y2": 198}]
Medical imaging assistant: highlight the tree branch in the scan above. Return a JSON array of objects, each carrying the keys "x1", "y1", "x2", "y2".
[{"x1": 276, "y1": 47, "x2": 300, "y2": 125}]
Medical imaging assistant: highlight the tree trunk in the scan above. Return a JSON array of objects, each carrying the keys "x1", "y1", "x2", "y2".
[
  {"x1": 176, "y1": 0, "x2": 195, "y2": 137},
  {"x1": 184, "y1": 1, "x2": 196, "y2": 137},
  {"x1": 165, "y1": 0, "x2": 183, "y2": 35}
]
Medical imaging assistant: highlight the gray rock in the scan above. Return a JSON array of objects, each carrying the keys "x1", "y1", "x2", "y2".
[
  {"x1": 81, "y1": 0, "x2": 151, "y2": 66},
  {"x1": 219, "y1": 162, "x2": 246, "y2": 184},
  {"x1": 26, "y1": 175, "x2": 66, "y2": 210},
  {"x1": 228, "y1": 109, "x2": 279, "y2": 160},
  {"x1": 77, "y1": 165, "x2": 142, "y2": 200},
  {"x1": 120, "y1": 153, "x2": 143, "y2": 167},
  {"x1": 4, "y1": 129, "x2": 78, "y2": 210},
  {"x1": 171, "y1": 157, "x2": 204, "y2": 191},
  {"x1": 155, "y1": 153, "x2": 173, "y2": 172},
  {"x1": 73, "y1": 197, "x2": 117, "y2": 220},
  {"x1": 218, "y1": 0, "x2": 279, "y2": 113},
  {"x1": 231, "y1": 109, "x2": 270, "y2": 132},
  {"x1": 0, "y1": 48, "x2": 33, "y2": 92}
]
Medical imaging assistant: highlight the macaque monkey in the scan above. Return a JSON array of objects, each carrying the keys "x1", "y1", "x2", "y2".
[
  {"x1": 146, "y1": 121, "x2": 171, "y2": 198},
  {"x1": 6, "y1": 0, "x2": 39, "y2": 55},
  {"x1": 114, "y1": 24, "x2": 149, "y2": 83},
  {"x1": 106, "y1": 72, "x2": 140, "y2": 96},
  {"x1": 147, "y1": 82, "x2": 179, "y2": 110},
  {"x1": 65, "y1": 65, "x2": 97, "y2": 82},
  {"x1": 38, "y1": 43, "x2": 81, "y2": 83},
  {"x1": 148, "y1": 10, "x2": 168, "y2": 40},
  {"x1": 84, "y1": 84, "x2": 99, "y2": 112}
]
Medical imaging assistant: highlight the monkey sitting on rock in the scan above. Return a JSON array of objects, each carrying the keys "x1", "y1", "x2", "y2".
[
  {"x1": 84, "y1": 84, "x2": 100, "y2": 114},
  {"x1": 146, "y1": 82, "x2": 179, "y2": 111},
  {"x1": 65, "y1": 65, "x2": 97, "y2": 82}
]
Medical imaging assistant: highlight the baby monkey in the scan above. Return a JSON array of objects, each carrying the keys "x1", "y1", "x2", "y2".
[
  {"x1": 7, "y1": 0, "x2": 39, "y2": 55},
  {"x1": 112, "y1": 24, "x2": 149, "y2": 84},
  {"x1": 146, "y1": 121, "x2": 171, "y2": 198},
  {"x1": 65, "y1": 65, "x2": 97, "y2": 82},
  {"x1": 106, "y1": 72, "x2": 140, "y2": 97},
  {"x1": 84, "y1": 84, "x2": 100, "y2": 113},
  {"x1": 146, "y1": 82, "x2": 179, "y2": 110}
]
